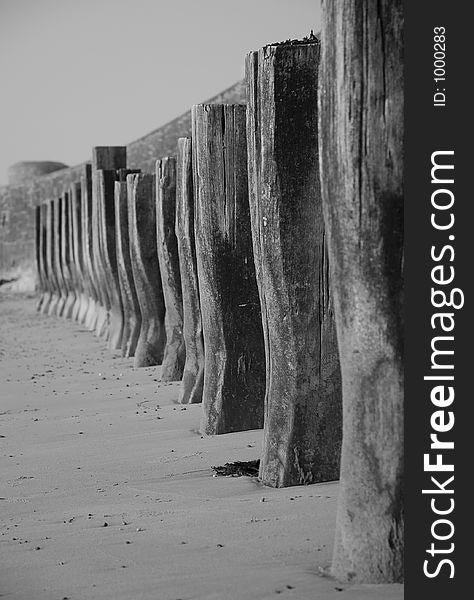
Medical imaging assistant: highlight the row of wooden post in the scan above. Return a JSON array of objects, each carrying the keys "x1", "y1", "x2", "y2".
[
  {"x1": 35, "y1": 10, "x2": 403, "y2": 584},
  {"x1": 35, "y1": 57, "x2": 342, "y2": 489}
]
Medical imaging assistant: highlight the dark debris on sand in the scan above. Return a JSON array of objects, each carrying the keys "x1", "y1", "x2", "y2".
[{"x1": 211, "y1": 460, "x2": 260, "y2": 478}]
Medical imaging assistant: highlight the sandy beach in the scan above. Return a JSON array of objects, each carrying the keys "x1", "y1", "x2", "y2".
[{"x1": 0, "y1": 295, "x2": 403, "y2": 600}]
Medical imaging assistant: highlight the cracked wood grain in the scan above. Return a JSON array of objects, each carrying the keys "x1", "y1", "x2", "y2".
[
  {"x1": 192, "y1": 103, "x2": 265, "y2": 434},
  {"x1": 319, "y1": 0, "x2": 404, "y2": 583},
  {"x1": 246, "y1": 43, "x2": 342, "y2": 488}
]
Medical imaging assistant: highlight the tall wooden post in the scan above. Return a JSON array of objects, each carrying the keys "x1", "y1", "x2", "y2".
[
  {"x1": 81, "y1": 164, "x2": 100, "y2": 329},
  {"x1": 35, "y1": 204, "x2": 47, "y2": 311},
  {"x1": 67, "y1": 185, "x2": 81, "y2": 322},
  {"x1": 46, "y1": 198, "x2": 58, "y2": 316},
  {"x1": 91, "y1": 147, "x2": 127, "y2": 339},
  {"x1": 319, "y1": 0, "x2": 404, "y2": 582},
  {"x1": 156, "y1": 157, "x2": 186, "y2": 381},
  {"x1": 69, "y1": 182, "x2": 86, "y2": 323},
  {"x1": 97, "y1": 169, "x2": 124, "y2": 350},
  {"x1": 115, "y1": 176, "x2": 141, "y2": 357},
  {"x1": 35, "y1": 205, "x2": 41, "y2": 300},
  {"x1": 127, "y1": 173, "x2": 166, "y2": 368},
  {"x1": 176, "y1": 137, "x2": 204, "y2": 404},
  {"x1": 91, "y1": 177, "x2": 109, "y2": 337},
  {"x1": 41, "y1": 200, "x2": 57, "y2": 315},
  {"x1": 60, "y1": 190, "x2": 76, "y2": 319},
  {"x1": 245, "y1": 43, "x2": 342, "y2": 487},
  {"x1": 192, "y1": 103, "x2": 265, "y2": 435},
  {"x1": 49, "y1": 196, "x2": 67, "y2": 317}
]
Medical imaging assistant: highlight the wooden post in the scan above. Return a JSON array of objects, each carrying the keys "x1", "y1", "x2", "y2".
[
  {"x1": 35, "y1": 204, "x2": 40, "y2": 299},
  {"x1": 115, "y1": 174, "x2": 141, "y2": 357},
  {"x1": 96, "y1": 170, "x2": 124, "y2": 350},
  {"x1": 48, "y1": 196, "x2": 61, "y2": 316},
  {"x1": 69, "y1": 182, "x2": 86, "y2": 323},
  {"x1": 49, "y1": 196, "x2": 67, "y2": 317},
  {"x1": 176, "y1": 137, "x2": 204, "y2": 404},
  {"x1": 60, "y1": 190, "x2": 76, "y2": 319},
  {"x1": 68, "y1": 184, "x2": 79, "y2": 321},
  {"x1": 319, "y1": 0, "x2": 404, "y2": 582},
  {"x1": 57, "y1": 193, "x2": 71, "y2": 317},
  {"x1": 192, "y1": 103, "x2": 265, "y2": 435},
  {"x1": 67, "y1": 186, "x2": 78, "y2": 321},
  {"x1": 91, "y1": 186, "x2": 108, "y2": 336},
  {"x1": 245, "y1": 43, "x2": 342, "y2": 487},
  {"x1": 35, "y1": 204, "x2": 47, "y2": 311},
  {"x1": 91, "y1": 147, "x2": 127, "y2": 338},
  {"x1": 156, "y1": 157, "x2": 186, "y2": 381},
  {"x1": 127, "y1": 173, "x2": 166, "y2": 368},
  {"x1": 67, "y1": 187, "x2": 80, "y2": 319},
  {"x1": 40, "y1": 200, "x2": 57, "y2": 315},
  {"x1": 80, "y1": 164, "x2": 100, "y2": 329}
]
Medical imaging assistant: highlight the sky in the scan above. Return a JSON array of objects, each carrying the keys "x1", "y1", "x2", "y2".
[{"x1": 0, "y1": 0, "x2": 320, "y2": 186}]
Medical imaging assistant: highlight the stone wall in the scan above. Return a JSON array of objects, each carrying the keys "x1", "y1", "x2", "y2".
[
  {"x1": 8, "y1": 161, "x2": 69, "y2": 186},
  {"x1": 0, "y1": 81, "x2": 245, "y2": 292}
]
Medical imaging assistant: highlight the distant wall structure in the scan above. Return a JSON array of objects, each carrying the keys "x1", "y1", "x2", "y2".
[
  {"x1": 8, "y1": 161, "x2": 69, "y2": 186},
  {"x1": 0, "y1": 81, "x2": 246, "y2": 291}
]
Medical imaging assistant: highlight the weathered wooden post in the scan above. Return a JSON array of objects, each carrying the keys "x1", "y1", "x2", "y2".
[
  {"x1": 47, "y1": 196, "x2": 61, "y2": 316},
  {"x1": 40, "y1": 200, "x2": 57, "y2": 314},
  {"x1": 91, "y1": 147, "x2": 127, "y2": 338},
  {"x1": 156, "y1": 157, "x2": 186, "y2": 381},
  {"x1": 176, "y1": 137, "x2": 204, "y2": 404},
  {"x1": 127, "y1": 173, "x2": 166, "y2": 368},
  {"x1": 192, "y1": 103, "x2": 265, "y2": 434},
  {"x1": 68, "y1": 185, "x2": 79, "y2": 321},
  {"x1": 35, "y1": 204, "x2": 47, "y2": 311},
  {"x1": 91, "y1": 181, "x2": 110, "y2": 338},
  {"x1": 115, "y1": 174, "x2": 142, "y2": 357},
  {"x1": 56, "y1": 194, "x2": 70, "y2": 318},
  {"x1": 35, "y1": 205, "x2": 41, "y2": 300},
  {"x1": 319, "y1": 0, "x2": 404, "y2": 582},
  {"x1": 81, "y1": 164, "x2": 100, "y2": 328},
  {"x1": 96, "y1": 169, "x2": 124, "y2": 350},
  {"x1": 68, "y1": 187, "x2": 80, "y2": 320},
  {"x1": 245, "y1": 42, "x2": 342, "y2": 487},
  {"x1": 69, "y1": 182, "x2": 87, "y2": 323},
  {"x1": 49, "y1": 196, "x2": 67, "y2": 317},
  {"x1": 60, "y1": 190, "x2": 76, "y2": 319}
]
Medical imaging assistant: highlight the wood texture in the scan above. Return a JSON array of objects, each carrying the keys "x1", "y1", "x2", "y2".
[
  {"x1": 49, "y1": 196, "x2": 67, "y2": 317},
  {"x1": 80, "y1": 164, "x2": 100, "y2": 329},
  {"x1": 245, "y1": 44, "x2": 342, "y2": 488},
  {"x1": 69, "y1": 182, "x2": 86, "y2": 322},
  {"x1": 176, "y1": 137, "x2": 204, "y2": 404},
  {"x1": 319, "y1": 0, "x2": 404, "y2": 582},
  {"x1": 192, "y1": 103, "x2": 265, "y2": 435},
  {"x1": 40, "y1": 201, "x2": 57, "y2": 315},
  {"x1": 91, "y1": 175, "x2": 109, "y2": 337},
  {"x1": 114, "y1": 170, "x2": 142, "y2": 358},
  {"x1": 35, "y1": 204, "x2": 47, "y2": 311},
  {"x1": 91, "y1": 147, "x2": 127, "y2": 338},
  {"x1": 60, "y1": 190, "x2": 76, "y2": 319},
  {"x1": 127, "y1": 173, "x2": 166, "y2": 368},
  {"x1": 97, "y1": 170, "x2": 124, "y2": 350},
  {"x1": 156, "y1": 157, "x2": 186, "y2": 381}
]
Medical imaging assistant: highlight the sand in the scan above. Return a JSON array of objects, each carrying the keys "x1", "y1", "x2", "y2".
[{"x1": 0, "y1": 295, "x2": 403, "y2": 600}]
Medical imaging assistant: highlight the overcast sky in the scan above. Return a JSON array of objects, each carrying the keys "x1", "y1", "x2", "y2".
[{"x1": 0, "y1": 0, "x2": 320, "y2": 186}]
